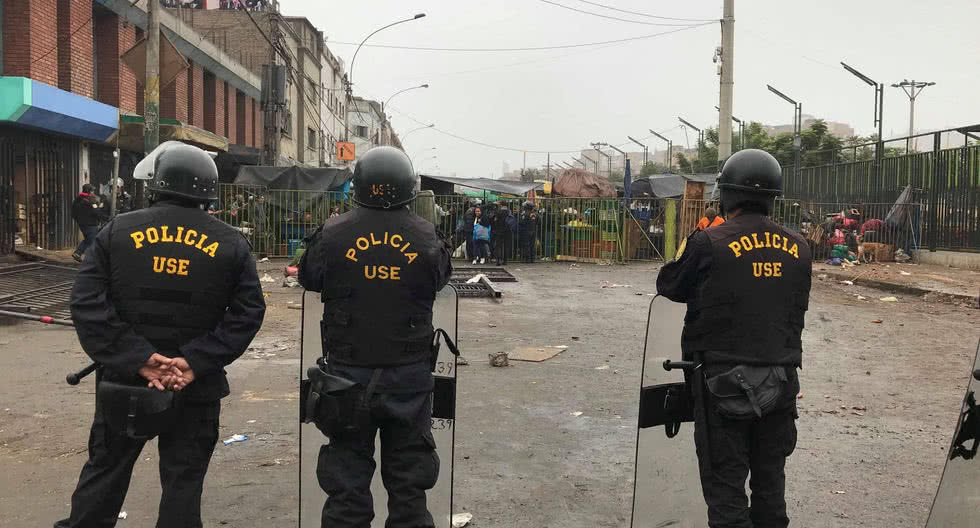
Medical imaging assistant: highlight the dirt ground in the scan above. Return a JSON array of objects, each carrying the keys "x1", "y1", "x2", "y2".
[{"x1": 0, "y1": 261, "x2": 977, "y2": 527}]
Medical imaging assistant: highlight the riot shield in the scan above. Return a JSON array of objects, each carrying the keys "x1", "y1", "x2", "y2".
[
  {"x1": 630, "y1": 295, "x2": 707, "y2": 527},
  {"x1": 925, "y1": 338, "x2": 980, "y2": 527},
  {"x1": 299, "y1": 286, "x2": 458, "y2": 528}
]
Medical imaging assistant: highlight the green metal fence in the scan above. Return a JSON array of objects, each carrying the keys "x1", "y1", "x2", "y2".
[{"x1": 213, "y1": 185, "x2": 921, "y2": 265}]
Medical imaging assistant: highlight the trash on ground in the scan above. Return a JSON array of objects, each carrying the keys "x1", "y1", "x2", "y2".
[
  {"x1": 488, "y1": 351, "x2": 510, "y2": 367},
  {"x1": 880, "y1": 296, "x2": 899, "y2": 302},
  {"x1": 282, "y1": 276, "x2": 301, "y2": 288},
  {"x1": 509, "y1": 345, "x2": 567, "y2": 362},
  {"x1": 871, "y1": 319, "x2": 882, "y2": 324},
  {"x1": 247, "y1": 419, "x2": 257, "y2": 424},
  {"x1": 595, "y1": 365, "x2": 610, "y2": 370},
  {"x1": 118, "y1": 512, "x2": 128, "y2": 519},
  {"x1": 488, "y1": 323, "x2": 497, "y2": 328},
  {"x1": 465, "y1": 273, "x2": 487, "y2": 284},
  {"x1": 456, "y1": 356, "x2": 470, "y2": 366},
  {"x1": 258, "y1": 257, "x2": 269, "y2": 263},
  {"x1": 288, "y1": 304, "x2": 302, "y2": 310},
  {"x1": 223, "y1": 434, "x2": 248, "y2": 446},
  {"x1": 832, "y1": 490, "x2": 846, "y2": 495},
  {"x1": 900, "y1": 270, "x2": 912, "y2": 276},
  {"x1": 856, "y1": 295, "x2": 866, "y2": 300},
  {"x1": 817, "y1": 273, "x2": 828, "y2": 280},
  {"x1": 840, "y1": 280, "x2": 853, "y2": 286},
  {"x1": 259, "y1": 274, "x2": 276, "y2": 283},
  {"x1": 570, "y1": 411, "x2": 584, "y2": 417},
  {"x1": 452, "y1": 512, "x2": 474, "y2": 527}
]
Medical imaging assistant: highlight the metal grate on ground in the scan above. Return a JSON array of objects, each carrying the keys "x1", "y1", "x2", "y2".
[
  {"x1": 449, "y1": 279, "x2": 500, "y2": 298},
  {"x1": 451, "y1": 267, "x2": 518, "y2": 283},
  {"x1": 0, "y1": 263, "x2": 77, "y2": 320}
]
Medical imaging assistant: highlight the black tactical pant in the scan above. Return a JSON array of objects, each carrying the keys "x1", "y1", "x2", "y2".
[
  {"x1": 317, "y1": 391, "x2": 438, "y2": 528},
  {"x1": 693, "y1": 378, "x2": 798, "y2": 528},
  {"x1": 54, "y1": 401, "x2": 220, "y2": 528}
]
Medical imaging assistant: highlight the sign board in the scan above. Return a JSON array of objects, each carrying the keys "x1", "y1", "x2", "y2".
[
  {"x1": 121, "y1": 32, "x2": 190, "y2": 91},
  {"x1": 336, "y1": 141, "x2": 355, "y2": 161}
]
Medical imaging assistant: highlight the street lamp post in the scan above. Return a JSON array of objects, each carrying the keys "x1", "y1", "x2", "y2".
[
  {"x1": 677, "y1": 117, "x2": 703, "y2": 174},
  {"x1": 383, "y1": 83, "x2": 429, "y2": 115},
  {"x1": 401, "y1": 123, "x2": 435, "y2": 142},
  {"x1": 590, "y1": 142, "x2": 612, "y2": 177},
  {"x1": 627, "y1": 136, "x2": 648, "y2": 165},
  {"x1": 716, "y1": 106, "x2": 744, "y2": 152},
  {"x1": 841, "y1": 61, "x2": 885, "y2": 186},
  {"x1": 766, "y1": 84, "x2": 802, "y2": 180},
  {"x1": 892, "y1": 79, "x2": 935, "y2": 152},
  {"x1": 574, "y1": 158, "x2": 586, "y2": 169},
  {"x1": 344, "y1": 14, "x2": 426, "y2": 142},
  {"x1": 649, "y1": 129, "x2": 673, "y2": 173}
]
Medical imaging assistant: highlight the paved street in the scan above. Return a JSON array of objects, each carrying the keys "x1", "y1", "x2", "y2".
[{"x1": 0, "y1": 261, "x2": 975, "y2": 527}]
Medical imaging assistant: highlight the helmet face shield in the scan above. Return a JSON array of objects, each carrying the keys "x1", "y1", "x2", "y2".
[{"x1": 143, "y1": 141, "x2": 219, "y2": 202}]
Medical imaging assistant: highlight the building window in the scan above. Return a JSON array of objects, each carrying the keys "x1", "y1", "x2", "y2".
[
  {"x1": 355, "y1": 125, "x2": 368, "y2": 138},
  {"x1": 307, "y1": 127, "x2": 316, "y2": 150}
]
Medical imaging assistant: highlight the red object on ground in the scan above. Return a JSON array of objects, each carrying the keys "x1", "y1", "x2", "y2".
[
  {"x1": 40, "y1": 316, "x2": 53, "y2": 324},
  {"x1": 285, "y1": 265, "x2": 298, "y2": 277}
]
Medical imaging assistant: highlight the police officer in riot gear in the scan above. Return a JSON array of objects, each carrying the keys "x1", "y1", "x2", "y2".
[
  {"x1": 56, "y1": 141, "x2": 266, "y2": 528},
  {"x1": 656, "y1": 149, "x2": 812, "y2": 527},
  {"x1": 299, "y1": 146, "x2": 452, "y2": 528}
]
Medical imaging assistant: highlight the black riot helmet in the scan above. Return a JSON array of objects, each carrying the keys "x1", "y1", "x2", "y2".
[
  {"x1": 717, "y1": 149, "x2": 783, "y2": 215},
  {"x1": 352, "y1": 146, "x2": 417, "y2": 209},
  {"x1": 144, "y1": 141, "x2": 218, "y2": 203}
]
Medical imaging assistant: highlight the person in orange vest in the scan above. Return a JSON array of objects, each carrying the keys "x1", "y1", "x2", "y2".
[{"x1": 697, "y1": 207, "x2": 725, "y2": 230}]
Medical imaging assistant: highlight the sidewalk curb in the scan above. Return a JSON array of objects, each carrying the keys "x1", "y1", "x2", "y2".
[{"x1": 818, "y1": 268, "x2": 978, "y2": 306}]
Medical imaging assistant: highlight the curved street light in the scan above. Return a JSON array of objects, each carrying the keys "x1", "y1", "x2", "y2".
[
  {"x1": 402, "y1": 123, "x2": 435, "y2": 141},
  {"x1": 343, "y1": 13, "x2": 426, "y2": 141},
  {"x1": 384, "y1": 84, "x2": 429, "y2": 113}
]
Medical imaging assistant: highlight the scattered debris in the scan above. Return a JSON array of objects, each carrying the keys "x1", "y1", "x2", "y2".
[
  {"x1": 259, "y1": 274, "x2": 276, "y2": 283},
  {"x1": 488, "y1": 351, "x2": 510, "y2": 367},
  {"x1": 288, "y1": 305, "x2": 302, "y2": 310},
  {"x1": 852, "y1": 405, "x2": 867, "y2": 411},
  {"x1": 452, "y1": 512, "x2": 474, "y2": 527},
  {"x1": 595, "y1": 365, "x2": 610, "y2": 370},
  {"x1": 509, "y1": 345, "x2": 567, "y2": 362},
  {"x1": 894, "y1": 249, "x2": 911, "y2": 263},
  {"x1": 818, "y1": 273, "x2": 828, "y2": 280},
  {"x1": 258, "y1": 257, "x2": 270, "y2": 263},
  {"x1": 282, "y1": 276, "x2": 301, "y2": 288},
  {"x1": 118, "y1": 512, "x2": 128, "y2": 520},
  {"x1": 879, "y1": 296, "x2": 899, "y2": 302},
  {"x1": 488, "y1": 323, "x2": 497, "y2": 328},
  {"x1": 465, "y1": 273, "x2": 487, "y2": 284},
  {"x1": 857, "y1": 295, "x2": 866, "y2": 301},
  {"x1": 600, "y1": 282, "x2": 632, "y2": 288},
  {"x1": 456, "y1": 356, "x2": 470, "y2": 366},
  {"x1": 832, "y1": 490, "x2": 846, "y2": 495},
  {"x1": 223, "y1": 434, "x2": 249, "y2": 446},
  {"x1": 899, "y1": 271, "x2": 912, "y2": 276},
  {"x1": 570, "y1": 411, "x2": 583, "y2": 417},
  {"x1": 571, "y1": 336, "x2": 580, "y2": 341},
  {"x1": 871, "y1": 320, "x2": 882, "y2": 324},
  {"x1": 840, "y1": 280, "x2": 854, "y2": 286}
]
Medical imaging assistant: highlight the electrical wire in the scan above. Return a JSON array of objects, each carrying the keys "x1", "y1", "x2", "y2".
[
  {"x1": 538, "y1": 0, "x2": 710, "y2": 27},
  {"x1": 32, "y1": 0, "x2": 143, "y2": 65},
  {"x1": 326, "y1": 22, "x2": 714, "y2": 53},
  {"x1": 573, "y1": 0, "x2": 715, "y2": 22}
]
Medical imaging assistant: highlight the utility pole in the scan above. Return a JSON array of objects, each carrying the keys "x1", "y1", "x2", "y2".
[
  {"x1": 144, "y1": 0, "x2": 160, "y2": 157},
  {"x1": 627, "y1": 136, "x2": 648, "y2": 166},
  {"x1": 766, "y1": 85, "x2": 802, "y2": 181},
  {"x1": 717, "y1": 0, "x2": 735, "y2": 166},
  {"x1": 649, "y1": 129, "x2": 673, "y2": 173},
  {"x1": 677, "y1": 118, "x2": 703, "y2": 174},
  {"x1": 892, "y1": 79, "x2": 935, "y2": 152}
]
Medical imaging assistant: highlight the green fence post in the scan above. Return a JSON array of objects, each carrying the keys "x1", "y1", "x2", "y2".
[{"x1": 664, "y1": 199, "x2": 677, "y2": 260}]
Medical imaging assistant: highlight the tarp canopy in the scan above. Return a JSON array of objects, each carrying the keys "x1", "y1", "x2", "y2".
[
  {"x1": 234, "y1": 165, "x2": 351, "y2": 191},
  {"x1": 419, "y1": 174, "x2": 542, "y2": 196},
  {"x1": 553, "y1": 168, "x2": 617, "y2": 198},
  {"x1": 630, "y1": 174, "x2": 717, "y2": 199}
]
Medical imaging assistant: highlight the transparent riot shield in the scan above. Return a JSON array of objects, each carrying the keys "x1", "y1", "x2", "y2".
[
  {"x1": 630, "y1": 295, "x2": 707, "y2": 527},
  {"x1": 925, "y1": 338, "x2": 980, "y2": 528},
  {"x1": 299, "y1": 286, "x2": 458, "y2": 528}
]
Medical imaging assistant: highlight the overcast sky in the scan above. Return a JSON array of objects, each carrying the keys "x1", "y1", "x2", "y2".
[{"x1": 282, "y1": 0, "x2": 979, "y2": 178}]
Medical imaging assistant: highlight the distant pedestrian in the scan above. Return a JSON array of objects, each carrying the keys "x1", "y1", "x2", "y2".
[
  {"x1": 492, "y1": 203, "x2": 515, "y2": 265},
  {"x1": 518, "y1": 201, "x2": 538, "y2": 263},
  {"x1": 696, "y1": 208, "x2": 725, "y2": 231},
  {"x1": 472, "y1": 208, "x2": 491, "y2": 265},
  {"x1": 71, "y1": 184, "x2": 106, "y2": 262}
]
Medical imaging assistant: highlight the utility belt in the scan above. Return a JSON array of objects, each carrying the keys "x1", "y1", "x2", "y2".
[
  {"x1": 97, "y1": 379, "x2": 183, "y2": 440},
  {"x1": 703, "y1": 364, "x2": 796, "y2": 420},
  {"x1": 302, "y1": 329, "x2": 460, "y2": 436}
]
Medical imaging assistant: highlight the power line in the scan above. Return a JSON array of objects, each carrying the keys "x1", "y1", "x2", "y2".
[
  {"x1": 573, "y1": 0, "x2": 716, "y2": 22},
  {"x1": 326, "y1": 22, "x2": 714, "y2": 53},
  {"x1": 538, "y1": 0, "x2": 708, "y2": 26}
]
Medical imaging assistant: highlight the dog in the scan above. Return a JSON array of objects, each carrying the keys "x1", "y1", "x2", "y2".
[{"x1": 858, "y1": 242, "x2": 895, "y2": 263}]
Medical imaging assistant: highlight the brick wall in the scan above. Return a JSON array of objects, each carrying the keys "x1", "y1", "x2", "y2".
[
  {"x1": 173, "y1": 9, "x2": 271, "y2": 77},
  {"x1": 243, "y1": 95, "x2": 254, "y2": 148},
  {"x1": 187, "y1": 62, "x2": 204, "y2": 128},
  {"x1": 3, "y1": 0, "x2": 60, "y2": 87},
  {"x1": 94, "y1": 11, "x2": 138, "y2": 113},
  {"x1": 213, "y1": 78, "x2": 224, "y2": 138},
  {"x1": 161, "y1": 68, "x2": 189, "y2": 122},
  {"x1": 226, "y1": 84, "x2": 237, "y2": 144},
  {"x1": 57, "y1": 0, "x2": 94, "y2": 98}
]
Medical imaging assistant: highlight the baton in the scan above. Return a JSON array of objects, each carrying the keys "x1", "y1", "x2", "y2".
[
  {"x1": 66, "y1": 362, "x2": 100, "y2": 386},
  {"x1": 663, "y1": 359, "x2": 698, "y2": 372},
  {"x1": 0, "y1": 309, "x2": 74, "y2": 326}
]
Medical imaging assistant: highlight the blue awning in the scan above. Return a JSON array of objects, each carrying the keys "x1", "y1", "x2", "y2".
[{"x1": 0, "y1": 77, "x2": 118, "y2": 142}]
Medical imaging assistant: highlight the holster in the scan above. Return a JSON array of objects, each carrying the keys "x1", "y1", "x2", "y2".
[
  {"x1": 638, "y1": 382, "x2": 694, "y2": 438},
  {"x1": 951, "y1": 391, "x2": 979, "y2": 461},
  {"x1": 96, "y1": 380, "x2": 181, "y2": 440},
  {"x1": 705, "y1": 365, "x2": 788, "y2": 419},
  {"x1": 300, "y1": 357, "x2": 367, "y2": 437},
  {"x1": 430, "y1": 328, "x2": 461, "y2": 371}
]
